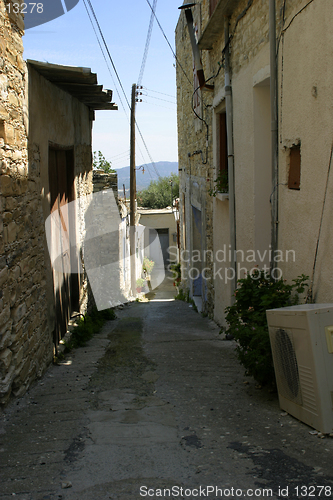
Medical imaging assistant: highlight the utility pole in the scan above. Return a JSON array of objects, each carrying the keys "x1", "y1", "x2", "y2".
[{"x1": 130, "y1": 83, "x2": 137, "y2": 296}]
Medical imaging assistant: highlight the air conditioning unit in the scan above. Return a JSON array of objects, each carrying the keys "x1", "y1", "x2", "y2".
[{"x1": 266, "y1": 304, "x2": 333, "y2": 433}]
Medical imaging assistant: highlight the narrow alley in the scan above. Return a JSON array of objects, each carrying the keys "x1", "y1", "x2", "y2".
[{"x1": 1, "y1": 277, "x2": 333, "y2": 500}]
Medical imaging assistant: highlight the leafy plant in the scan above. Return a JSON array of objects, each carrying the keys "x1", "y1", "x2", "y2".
[
  {"x1": 175, "y1": 288, "x2": 188, "y2": 301},
  {"x1": 175, "y1": 286, "x2": 198, "y2": 312},
  {"x1": 143, "y1": 257, "x2": 155, "y2": 276},
  {"x1": 209, "y1": 170, "x2": 228, "y2": 196},
  {"x1": 66, "y1": 307, "x2": 116, "y2": 350},
  {"x1": 171, "y1": 262, "x2": 181, "y2": 286},
  {"x1": 93, "y1": 150, "x2": 115, "y2": 174},
  {"x1": 137, "y1": 173, "x2": 179, "y2": 209},
  {"x1": 224, "y1": 270, "x2": 309, "y2": 387},
  {"x1": 136, "y1": 278, "x2": 146, "y2": 288}
]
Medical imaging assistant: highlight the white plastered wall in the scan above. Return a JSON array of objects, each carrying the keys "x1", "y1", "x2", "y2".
[{"x1": 277, "y1": 0, "x2": 333, "y2": 302}]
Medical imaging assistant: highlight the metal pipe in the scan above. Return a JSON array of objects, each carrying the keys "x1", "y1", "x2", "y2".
[
  {"x1": 224, "y1": 17, "x2": 237, "y2": 299},
  {"x1": 269, "y1": 0, "x2": 279, "y2": 273}
]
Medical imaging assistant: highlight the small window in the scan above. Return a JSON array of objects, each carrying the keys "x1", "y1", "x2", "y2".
[{"x1": 288, "y1": 144, "x2": 301, "y2": 190}]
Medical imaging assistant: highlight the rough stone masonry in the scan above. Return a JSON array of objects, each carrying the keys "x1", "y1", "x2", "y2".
[{"x1": 0, "y1": 2, "x2": 52, "y2": 405}]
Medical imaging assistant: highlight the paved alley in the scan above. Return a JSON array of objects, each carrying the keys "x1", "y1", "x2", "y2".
[{"x1": 1, "y1": 277, "x2": 333, "y2": 500}]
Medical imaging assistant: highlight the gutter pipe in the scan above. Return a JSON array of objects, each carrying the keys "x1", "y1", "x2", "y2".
[
  {"x1": 224, "y1": 17, "x2": 237, "y2": 300},
  {"x1": 269, "y1": 0, "x2": 279, "y2": 273}
]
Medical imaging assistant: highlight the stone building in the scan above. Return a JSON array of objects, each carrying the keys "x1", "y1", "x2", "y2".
[
  {"x1": 0, "y1": 1, "x2": 29, "y2": 404},
  {"x1": 0, "y1": 0, "x2": 117, "y2": 404},
  {"x1": 176, "y1": 0, "x2": 333, "y2": 324}
]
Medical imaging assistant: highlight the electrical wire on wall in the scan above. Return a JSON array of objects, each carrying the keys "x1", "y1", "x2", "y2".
[
  {"x1": 276, "y1": 0, "x2": 327, "y2": 299},
  {"x1": 187, "y1": 0, "x2": 254, "y2": 165},
  {"x1": 306, "y1": 140, "x2": 333, "y2": 304}
]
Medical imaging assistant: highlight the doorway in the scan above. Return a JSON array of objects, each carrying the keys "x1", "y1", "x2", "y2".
[{"x1": 48, "y1": 146, "x2": 79, "y2": 346}]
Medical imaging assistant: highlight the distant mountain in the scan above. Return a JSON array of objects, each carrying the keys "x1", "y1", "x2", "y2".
[{"x1": 116, "y1": 161, "x2": 178, "y2": 193}]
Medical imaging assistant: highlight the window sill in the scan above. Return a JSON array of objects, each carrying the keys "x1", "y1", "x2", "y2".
[{"x1": 216, "y1": 192, "x2": 229, "y2": 201}]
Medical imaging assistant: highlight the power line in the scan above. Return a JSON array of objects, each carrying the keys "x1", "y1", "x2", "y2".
[
  {"x1": 144, "y1": 94, "x2": 176, "y2": 105},
  {"x1": 85, "y1": 0, "x2": 131, "y2": 109},
  {"x1": 142, "y1": 86, "x2": 176, "y2": 99},
  {"x1": 138, "y1": 0, "x2": 157, "y2": 86},
  {"x1": 108, "y1": 149, "x2": 131, "y2": 160},
  {"x1": 83, "y1": 0, "x2": 159, "y2": 176},
  {"x1": 111, "y1": 156, "x2": 131, "y2": 166},
  {"x1": 82, "y1": 0, "x2": 128, "y2": 116},
  {"x1": 145, "y1": 0, "x2": 192, "y2": 86},
  {"x1": 142, "y1": 100, "x2": 176, "y2": 111},
  {"x1": 135, "y1": 117, "x2": 160, "y2": 178}
]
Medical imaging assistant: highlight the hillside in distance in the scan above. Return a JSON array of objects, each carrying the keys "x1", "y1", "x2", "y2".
[{"x1": 116, "y1": 161, "x2": 178, "y2": 193}]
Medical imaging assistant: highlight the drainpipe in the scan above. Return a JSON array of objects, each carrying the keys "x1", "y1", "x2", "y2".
[
  {"x1": 224, "y1": 17, "x2": 237, "y2": 300},
  {"x1": 269, "y1": 0, "x2": 279, "y2": 273}
]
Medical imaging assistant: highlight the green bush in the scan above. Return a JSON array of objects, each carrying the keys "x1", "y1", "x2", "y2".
[
  {"x1": 137, "y1": 174, "x2": 179, "y2": 209},
  {"x1": 224, "y1": 270, "x2": 309, "y2": 387},
  {"x1": 136, "y1": 278, "x2": 146, "y2": 288},
  {"x1": 209, "y1": 170, "x2": 229, "y2": 196},
  {"x1": 143, "y1": 257, "x2": 155, "y2": 275},
  {"x1": 175, "y1": 286, "x2": 198, "y2": 312},
  {"x1": 68, "y1": 307, "x2": 116, "y2": 349},
  {"x1": 171, "y1": 262, "x2": 181, "y2": 286}
]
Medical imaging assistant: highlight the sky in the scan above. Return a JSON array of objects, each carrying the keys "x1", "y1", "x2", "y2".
[{"x1": 23, "y1": 0, "x2": 183, "y2": 170}]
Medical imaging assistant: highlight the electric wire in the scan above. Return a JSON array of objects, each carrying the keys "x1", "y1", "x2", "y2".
[
  {"x1": 145, "y1": 0, "x2": 192, "y2": 87},
  {"x1": 83, "y1": 0, "x2": 159, "y2": 176},
  {"x1": 306, "y1": 140, "x2": 333, "y2": 304},
  {"x1": 109, "y1": 149, "x2": 131, "y2": 160},
  {"x1": 277, "y1": 0, "x2": 315, "y2": 56},
  {"x1": 85, "y1": 0, "x2": 131, "y2": 109},
  {"x1": 82, "y1": 0, "x2": 128, "y2": 116},
  {"x1": 111, "y1": 156, "x2": 131, "y2": 166},
  {"x1": 109, "y1": 154, "x2": 131, "y2": 164},
  {"x1": 281, "y1": 0, "x2": 315, "y2": 35},
  {"x1": 222, "y1": 0, "x2": 253, "y2": 56},
  {"x1": 142, "y1": 87, "x2": 176, "y2": 99},
  {"x1": 138, "y1": 0, "x2": 157, "y2": 86},
  {"x1": 135, "y1": 119, "x2": 160, "y2": 177},
  {"x1": 142, "y1": 100, "x2": 176, "y2": 111},
  {"x1": 143, "y1": 94, "x2": 176, "y2": 105},
  {"x1": 188, "y1": 0, "x2": 253, "y2": 164}
]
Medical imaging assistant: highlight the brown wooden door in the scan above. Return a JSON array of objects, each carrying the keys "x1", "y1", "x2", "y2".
[{"x1": 48, "y1": 147, "x2": 78, "y2": 347}]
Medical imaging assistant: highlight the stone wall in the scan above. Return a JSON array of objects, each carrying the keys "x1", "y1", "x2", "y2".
[
  {"x1": 93, "y1": 170, "x2": 118, "y2": 197},
  {"x1": 176, "y1": 2, "x2": 216, "y2": 317},
  {"x1": 0, "y1": 1, "x2": 52, "y2": 404}
]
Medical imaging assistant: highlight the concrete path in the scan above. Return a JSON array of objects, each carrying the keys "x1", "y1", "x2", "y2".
[{"x1": 1, "y1": 276, "x2": 333, "y2": 500}]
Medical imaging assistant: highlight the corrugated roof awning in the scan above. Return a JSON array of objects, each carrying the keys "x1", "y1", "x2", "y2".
[{"x1": 27, "y1": 60, "x2": 118, "y2": 111}]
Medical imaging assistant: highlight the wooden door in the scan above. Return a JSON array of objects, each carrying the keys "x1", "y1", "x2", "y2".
[{"x1": 48, "y1": 147, "x2": 78, "y2": 347}]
